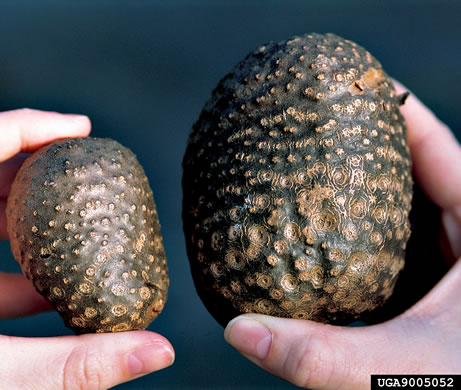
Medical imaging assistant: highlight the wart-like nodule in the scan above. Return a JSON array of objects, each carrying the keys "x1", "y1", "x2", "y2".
[
  {"x1": 183, "y1": 33, "x2": 412, "y2": 326},
  {"x1": 7, "y1": 137, "x2": 169, "y2": 334}
]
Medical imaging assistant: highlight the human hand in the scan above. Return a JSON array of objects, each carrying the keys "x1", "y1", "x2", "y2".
[
  {"x1": 0, "y1": 109, "x2": 174, "y2": 389},
  {"x1": 224, "y1": 85, "x2": 461, "y2": 389}
]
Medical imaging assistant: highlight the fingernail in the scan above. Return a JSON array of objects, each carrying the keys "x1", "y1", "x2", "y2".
[
  {"x1": 128, "y1": 342, "x2": 174, "y2": 376},
  {"x1": 442, "y1": 207, "x2": 461, "y2": 259},
  {"x1": 224, "y1": 317, "x2": 272, "y2": 361}
]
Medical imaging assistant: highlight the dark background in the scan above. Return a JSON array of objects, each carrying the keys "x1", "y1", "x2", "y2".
[{"x1": 0, "y1": 1, "x2": 459, "y2": 389}]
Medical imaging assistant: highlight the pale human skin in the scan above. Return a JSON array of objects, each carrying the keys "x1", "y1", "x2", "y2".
[
  {"x1": 224, "y1": 83, "x2": 461, "y2": 389},
  {"x1": 0, "y1": 109, "x2": 174, "y2": 389}
]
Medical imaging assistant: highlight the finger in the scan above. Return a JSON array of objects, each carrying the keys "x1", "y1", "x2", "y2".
[
  {"x1": 0, "y1": 272, "x2": 53, "y2": 318},
  {"x1": 0, "y1": 154, "x2": 30, "y2": 240},
  {"x1": 226, "y1": 314, "x2": 368, "y2": 389},
  {"x1": 394, "y1": 81, "x2": 461, "y2": 259},
  {"x1": 0, "y1": 108, "x2": 91, "y2": 162},
  {"x1": 0, "y1": 153, "x2": 28, "y2": 198},
  {"x1": 225, "y1": 314, "x2": 457, "y2": 389},
  {"x1": 394, "y1": 81, "x2": 461, "y2": 210},
  {"x1": 0, "y1": 330, "x2": 174, "y2": 390}
]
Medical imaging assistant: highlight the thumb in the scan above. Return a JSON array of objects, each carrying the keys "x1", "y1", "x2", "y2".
[
  {"x1": 224, "y1": 314, "x2": 432, "y2": 390},
  {"x1": 225, "y1": 314, "x2": 364, "y2": 389},
  {"x1": 0, "y1": 330, "x2": 174, "y2": 390}
]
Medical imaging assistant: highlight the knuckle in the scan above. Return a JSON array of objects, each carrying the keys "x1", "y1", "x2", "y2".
[
  {"x1": 62, "y1": 344, "x2": 105, "y2": 390},
  {"x1": 13, "y1": 107, "x2": 34, "y2": 117}
]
